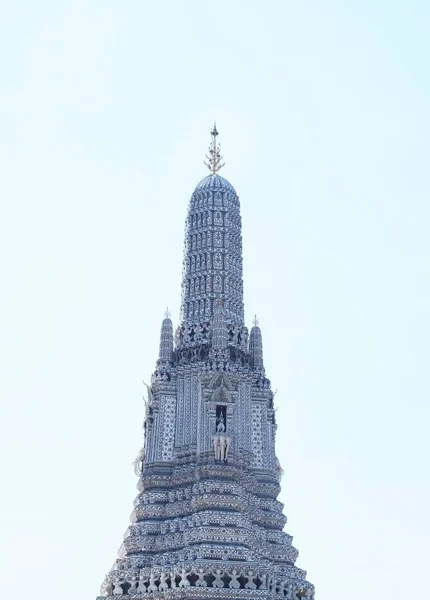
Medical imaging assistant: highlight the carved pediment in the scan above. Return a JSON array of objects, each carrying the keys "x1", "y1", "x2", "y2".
[
  {"x1": 204, "y1": 372, "x2": 233, "y2": 404},
  {"x1": 212, "y1": 383, "x2": 232, "y2": 404},
  {"x1": 208, "y1": 372, "x2": 233, "y2": 391}
]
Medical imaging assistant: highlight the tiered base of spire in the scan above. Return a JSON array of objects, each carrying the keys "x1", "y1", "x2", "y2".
[{"x1": 98, "y1": 454, "x2": 314, "y2": 600}]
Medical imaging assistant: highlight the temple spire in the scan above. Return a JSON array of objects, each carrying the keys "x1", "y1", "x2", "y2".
[
  {"x1": 96, "y1": 130, "x2": 315, "y2": 600},
  {"x1": 249, "y1": 320, "x2": 264, "y2": 371},
  {"x1": 204, "y1": 123, "x2": 225, "y2": 174},
  {"x1": 158, "y1": 313, "x2": 173, "y2": 362}
]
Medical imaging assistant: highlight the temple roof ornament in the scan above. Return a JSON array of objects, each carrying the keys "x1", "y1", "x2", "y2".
[{"x1": 204, "y1": 122, "x2": 225, "y2": 174}]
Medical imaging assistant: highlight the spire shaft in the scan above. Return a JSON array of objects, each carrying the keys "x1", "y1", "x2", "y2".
[{"x1": 180, "y1": 131, "x2": 244, "y2": 327}]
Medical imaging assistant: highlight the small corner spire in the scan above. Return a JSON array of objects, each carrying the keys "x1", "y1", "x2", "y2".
[
  {"x1": 204, "y1": 122, "x2": 225, "y2": 174},
  {"x1": 159, "y1": 310, "x2": 173, "y2": 361}
]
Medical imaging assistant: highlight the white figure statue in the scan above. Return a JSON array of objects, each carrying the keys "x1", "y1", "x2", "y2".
[
  {"x1": 217, "y1": 413, "x2": 226, "y2": 432},
  {"x1": 229, "y1": 569, "x2": 240, "y2": 589},
  {"x1": 113, "y1": 579, "x2": 123, "y2": 595},
  {"x1": 195, "y1": 568, "x2": 207, "y2": 587},
  {"x1": 133, "y1": 448, "x2": 145, "y2": 477},
  {"x1": 275, "y1": 457, "x2": 284, "y2": 482},
  {"x1": 224, "y1": 435, "x2": 232, "y2": 461},
  {"x1": 244, "y1": 571, "x2": 256, "y2": 589},
  {"x1": 100, "y1": 577, "x2": 113, "y2": 596},
  {"x1": 212, "y1": 569, "x2": 224, "y2": 588},
  {"x1": 285, "y1": 583, "x2": 295, "y2": 599},
  {"x1": 159, "y1": 572, "x2": 168, "y2": 592},
  {"x1": 258, "y1": 574, "x2": 267, "y2": 590},
  {"x1": 178, "y1": 568, "x2": 190, "y2": 587},
  {"x1": 148, "y1": 572, "x2": 158, "y2": 592},
  {"x1": 143, "y1": 381, "x2": 154, "y2": 406},
  {"x1": 213, "y1": 430, "x2": 233, "y2": 462},
  {"x1": 137, "y1": 573, "x2": 147, "y2": 594},
  {"x1": 213, "y1": 435, "x2": 221, "y2": 461},
  {"x1": 170, "y1": 571, "x2": 177, "y2": 588},
  {"x1": 128, "y1": 576, "x2": 138, "y2": 594},
  {"x1": 219, "y1": 432, "x2": 226, "y2": 460}
]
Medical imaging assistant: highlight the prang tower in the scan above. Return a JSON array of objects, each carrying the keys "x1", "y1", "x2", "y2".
[{"x1": 97, "y1": 126, "x2": 315, "y2": 600}]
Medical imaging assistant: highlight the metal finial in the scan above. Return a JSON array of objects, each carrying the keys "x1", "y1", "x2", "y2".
[
  {"x1": 252, "y1": 314, "x2": 259, "y2": 327},
  {"x1": 204, "y1": 122, "x2": 225, "y2": 174},
  {"x1": 164, "y1": 307, "x2": 171, "y2": 318}
]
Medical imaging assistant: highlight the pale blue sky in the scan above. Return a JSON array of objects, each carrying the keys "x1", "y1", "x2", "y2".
[{"x1": 1, "y1": 2, "x2": 429, "y2": 599}]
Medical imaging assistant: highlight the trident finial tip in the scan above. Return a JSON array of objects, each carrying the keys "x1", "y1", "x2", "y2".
[{"x1": 204, "y1": 123, "x2": 225, "y2": 174}]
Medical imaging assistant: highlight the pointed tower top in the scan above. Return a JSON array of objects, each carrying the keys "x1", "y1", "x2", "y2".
[
  {"x1": 158, "y1": 313, "x2": 173, "y2": 362},
  {"x1": 249, "y1": 319, "x2": 264, "y2": 371},
  {"x1": 164, "y1": 307, "x2": 171, "y2": 319},
  {"x1": 252, "y1": 314, "x2": 260, "y2": 327},
  {"x1": 204, "y1": 123, "x2": 225, "y2": 174}
]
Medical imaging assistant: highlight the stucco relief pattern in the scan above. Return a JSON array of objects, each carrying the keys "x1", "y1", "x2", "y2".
[
  {"x1": 160, "y1": 396, "x2": 176, "y2": 461},
  {"x1": 251, "y1": 403, "x2": 264, "y2": 468}
]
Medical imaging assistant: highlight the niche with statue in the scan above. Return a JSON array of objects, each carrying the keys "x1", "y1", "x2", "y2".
[{"x1": 213, "y1": 404, "x2": 231, "y2": 462}]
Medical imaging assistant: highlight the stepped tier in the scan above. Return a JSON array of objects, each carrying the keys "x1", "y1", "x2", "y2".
[{"x1": 98, "y1": 457, "x2": 312, "y2": 600}]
